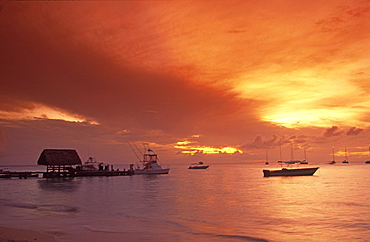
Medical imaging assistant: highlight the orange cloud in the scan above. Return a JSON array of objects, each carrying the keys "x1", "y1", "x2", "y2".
[
  {"x1": 175, "y1": 140, "x2": 242, "y2": 155},
  {"x1": 0, "y1": 102, "x2": 99, "y2": 125}
]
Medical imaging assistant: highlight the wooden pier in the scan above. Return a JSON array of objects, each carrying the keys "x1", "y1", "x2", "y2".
[
  {"x1": 0, "y1": 170, "x2": 133, "y2": 179},
  {"x1": 0, "y1": 171, "x2": 42, "y2": 179},
  {"x1": 0, "y1": 149, "x2": 133, "y2": 179}
]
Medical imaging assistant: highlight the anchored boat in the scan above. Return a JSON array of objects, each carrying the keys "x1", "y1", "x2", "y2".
[
  {"x1": 134, "y1": 149, "x2": 170, "y2": 175},
  {"x1": 263, "y1": 161, "x2": 319, "y2": 177},
  {"x1": 188, "y1": 161, "x2": 209, "y2": 169}
]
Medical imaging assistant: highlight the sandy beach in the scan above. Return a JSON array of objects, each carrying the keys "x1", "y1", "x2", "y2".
[{"x1": 0, "y1": 226, "x2": 57, "y2": 242}]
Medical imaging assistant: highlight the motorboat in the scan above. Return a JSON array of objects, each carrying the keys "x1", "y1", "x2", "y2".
[
  {"x1": 77, "y1": 157, "x2": 110, "y2": 171},
  {"x1": 263, "y1": 161, "x2": 319, "y2": 177},
  {"x1": 81, "y1": 157, "x2": 99, "y2": 171},
  {"x1": 134, "y1": 149, "x2": 170, "y2": 175},
  {"x1": 188, "y1": 161, "x2": 209, "y2": 169}
]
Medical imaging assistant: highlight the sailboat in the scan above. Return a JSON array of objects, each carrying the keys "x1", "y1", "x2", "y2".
[
  {"x1": 265, "y1": 149, "x2": 269, "y2": 165},
  {"x1": 329, "y1": 147, "x2": 336, "y2": 164},
  {"x1": 365, "y1": 146, "x2": 370, "y2": 164},
  {"x1": 342, "y1": 147, "x2": 349, "y2": 163},
  {"x1": 277, "y1": 143, "x2": 300, "y2": 164},
  {"x1": 300, "y1": 149, "x2": 308, "y2": 164},
  {"x1": 263, "y1": 143, "x2": 319, "y2": 177}
]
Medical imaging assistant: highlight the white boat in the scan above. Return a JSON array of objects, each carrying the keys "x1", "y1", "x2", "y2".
[
  {"x1": 263, "y1": 161, "x2": 319, "y2": 177},
  {"x1": 188, "y1": 161, "x2": 209, "y2": 169},
  {"x1": 134, "y1": 149, "x2": 170, "y2": 175},
  {"x1": 81, "y1": 157, "x2": 99, "y2": 171},
  {"x1": 77, "y1": 157, "x2": 110, "y2": 171}
]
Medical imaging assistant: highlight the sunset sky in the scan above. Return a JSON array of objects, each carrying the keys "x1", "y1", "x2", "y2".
[{"x1": 1, "y1": 1, "x2": 369, "y2": 165}]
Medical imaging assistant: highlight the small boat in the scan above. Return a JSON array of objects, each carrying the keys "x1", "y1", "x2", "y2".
[
  {"x1": 76, "y1": 157, "x2": 113, "y2": 172},
  {"x1": 365, "y1": 146, "x2": 370, "y2": 164},
  {"x1": 300, "y1": 149, "x2": 308, "y2": 164},
  {"x1": 188, "y1": 161, "x2": 209, "y2": 169},
  {"x1": 329, "y1": 147, "x2": 336, "y2": 164},
  {"x1": 134, "y1": 149, "x2": 170, "y2": 174},
  {"x1": 342, "y1": 147, "x2": 349, "y2": 163},
  {"x1": 263, "y1": 161, "x2": 319, "y2": 177},
  {"x1": 81, "y1": 157, "x2": 99, "y2": 171},
  {"x1": 265, "y1": 149, "x2": 269, "y2": 165}
]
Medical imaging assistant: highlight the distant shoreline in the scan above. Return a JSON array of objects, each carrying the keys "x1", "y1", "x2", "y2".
[{"x1": 0, "y1": 226, "x2": 57, "y2": 242}]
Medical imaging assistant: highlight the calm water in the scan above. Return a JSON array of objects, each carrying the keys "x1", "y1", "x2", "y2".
[{"x1": 1, "y1": 163, "x2": 370, "y2": 241}]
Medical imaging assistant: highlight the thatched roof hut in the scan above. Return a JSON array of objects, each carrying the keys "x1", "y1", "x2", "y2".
[{"x1": 37, "y1": 149, "x2": 82, "y2": 166}]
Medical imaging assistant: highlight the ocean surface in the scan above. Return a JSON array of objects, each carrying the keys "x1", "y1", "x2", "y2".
[{"x1": 1, "y1": 162, "x2": 370, "y2": 242}]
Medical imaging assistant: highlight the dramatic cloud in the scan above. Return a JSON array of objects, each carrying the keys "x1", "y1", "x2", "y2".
[
  {"x1": 346, "y1": 127, "x2": 363, "y2": 136},
  {"x1": 323, "y1": 126, "x2": 343, "y2": 137},
  {"x1": 1, "y1": 1, "x2": 370, "y2": 164}
]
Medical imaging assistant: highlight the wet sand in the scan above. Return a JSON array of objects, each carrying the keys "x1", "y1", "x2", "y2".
[{"x1": 0, "y1": 226, "x2": 57, "y2": 242}]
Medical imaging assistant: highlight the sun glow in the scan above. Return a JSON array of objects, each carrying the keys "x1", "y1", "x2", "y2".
[
  {"x1": 175, "y1": 140, "x2": 242, "y2": 155},
  {"x1": 262, "y1": 107, "x2": 366, "y2": 128},
  {"x1": 232, "y1": 66, "x2": 370, "y2": 128},
  {"x1": 0, "y1": 103, "x2": 99, "y2": 125}
]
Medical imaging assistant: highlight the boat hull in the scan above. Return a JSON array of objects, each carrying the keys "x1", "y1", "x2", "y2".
[
  {"x1": 134, "y1": 168, "x2": 170, "y2": 175},
  {"x1": 188, "y1": 166, "x2": 209, "y2": 169},
  {"x1": 263, "y1": 167, "x2": 319, "y2": 177}
]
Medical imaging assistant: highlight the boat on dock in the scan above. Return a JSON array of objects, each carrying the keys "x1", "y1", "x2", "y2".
[
  {"x1": 188, "y1": 161, "x2": 209, "y2": 169},
  {"x1": 76, "y1": 157, "x2": 113, "y2": 172},
  {"x1": 134, "y1": 148, "x2": 169, "y2": 175},
  {"x1": 263, "y1": 161, "x2": 319, "y2": 177}
]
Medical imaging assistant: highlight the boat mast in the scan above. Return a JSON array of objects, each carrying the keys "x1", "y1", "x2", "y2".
[
  {"x1": 332, "y1": 147, "x2": 335, "y2": 162},
  {"x1": 279, "y1": 143, "x2": 283, "y2": 161},
  {"x1": 304, "y1": 149, "x2": 307, "y2": 162},
  {"x1": 290, "y1": 143, "x2": 294, "y2": 161}
]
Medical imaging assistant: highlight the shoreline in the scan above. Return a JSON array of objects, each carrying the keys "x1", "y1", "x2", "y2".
[{"x1": 0, "y1": 226, "x2": 57, "y2": 242}]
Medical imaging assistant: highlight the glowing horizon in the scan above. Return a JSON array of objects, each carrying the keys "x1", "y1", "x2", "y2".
[{"x1": 1, "y1": 1, "x2": 370, "y2": 164}]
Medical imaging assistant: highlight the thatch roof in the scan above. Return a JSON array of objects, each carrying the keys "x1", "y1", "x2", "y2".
[{"x1": 37, "y1": 149, "x2": 82, "y2": 166}]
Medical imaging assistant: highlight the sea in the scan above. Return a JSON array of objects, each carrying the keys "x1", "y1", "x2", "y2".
[{"x1": 0, "y1": 162, "x2": 370, "y2": 242}]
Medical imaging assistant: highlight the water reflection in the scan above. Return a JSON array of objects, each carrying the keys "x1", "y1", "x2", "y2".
[
  {"x1": 2, "y1": 164, "x2": 370, "y2": 241},
  {"x1": 37, "y1": 177, "x2": 81, "y2": 192}
]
